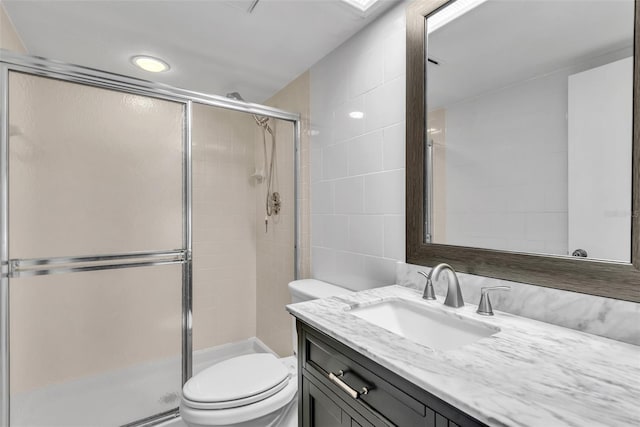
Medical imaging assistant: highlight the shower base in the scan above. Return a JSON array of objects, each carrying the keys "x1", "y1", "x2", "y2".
[{"x1": 10, "y1": 338, "x2": 275, "y2": 427}]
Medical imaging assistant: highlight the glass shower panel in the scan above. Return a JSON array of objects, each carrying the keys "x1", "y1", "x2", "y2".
[
  {"x1": 9, "y1": 265, "x2": 182, "y2": 426},
  {"x1": 8, "y1": 72, "x2": 184, "y2": 259}
]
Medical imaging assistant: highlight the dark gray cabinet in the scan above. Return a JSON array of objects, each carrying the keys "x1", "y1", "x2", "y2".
[
  {"x1": 297, "y1": 320, "x2": 487, "y2": 427},
  {"x1": 303, "y1": 376, "x2": 374, "y2": 427}
]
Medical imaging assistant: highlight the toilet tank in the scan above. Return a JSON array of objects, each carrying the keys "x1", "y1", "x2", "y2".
[
  {"x1": 288, "y1": 279, "x2": 350, "y2": 304},
  {"x1": 288, "y1": 279, "x2": 350, "y2": 355}
]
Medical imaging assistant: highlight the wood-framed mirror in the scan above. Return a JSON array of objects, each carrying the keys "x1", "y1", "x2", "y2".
[{"x1": 406, "y1": 0, "x2": 640, "y2": 302}]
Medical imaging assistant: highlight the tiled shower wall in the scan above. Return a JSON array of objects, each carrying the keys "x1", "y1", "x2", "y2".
[
  {"x1": 310, "y1": 2, "x2": 406, "y2": 291},
  {"x1": 256, "y1": 71, "x2": 310, "y2": 357},
  {"x1": 191, "y1": 75, "x2": 311, "y2": 357},
  {"x1": 192, "y1": 104, "x2": 258, "y2": 350}
]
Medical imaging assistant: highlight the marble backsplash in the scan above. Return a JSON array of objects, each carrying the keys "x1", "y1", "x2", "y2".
[{"x1": 397, "y1": 262, "x2": 640, "y2": 346}]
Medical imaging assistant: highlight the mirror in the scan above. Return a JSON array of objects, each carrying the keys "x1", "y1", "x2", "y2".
[
  {"x1": 426, "y1": 0, "x2": 634, "y2": 263},
  {"x1": 406, "y1": 0, "x2": 640, "y2": 302}
]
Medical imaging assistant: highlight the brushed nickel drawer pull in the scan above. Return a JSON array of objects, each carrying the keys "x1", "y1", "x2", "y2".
[{"x1": 328, "y1": 370, "x2": 370, "y2": 399}]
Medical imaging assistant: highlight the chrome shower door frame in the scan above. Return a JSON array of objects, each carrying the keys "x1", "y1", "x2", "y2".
[{"x1": 0, "y1": 51, "x2": 301, "y2": 427}]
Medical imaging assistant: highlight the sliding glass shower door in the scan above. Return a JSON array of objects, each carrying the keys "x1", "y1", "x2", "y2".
[{"x1": 5, "y1": 71, "x2": 187, "y2": 426}]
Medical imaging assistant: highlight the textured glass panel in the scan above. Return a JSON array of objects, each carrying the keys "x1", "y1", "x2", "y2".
[
  {"x1": 8, "y1": 72, "x2": 183, "y2": 258},
  {"x1": 9, "y1": 265, "x2": 182, "y2": 426}
]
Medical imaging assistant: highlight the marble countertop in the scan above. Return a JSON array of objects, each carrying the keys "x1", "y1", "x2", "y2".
[{"x1": 286, "y1": 285, "x2": 640, "y2": 427}]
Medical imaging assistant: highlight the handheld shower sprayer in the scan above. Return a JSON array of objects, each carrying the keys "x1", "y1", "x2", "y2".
[{"x1": 226, "y1": 92, "x2": 280, "y2": 232}]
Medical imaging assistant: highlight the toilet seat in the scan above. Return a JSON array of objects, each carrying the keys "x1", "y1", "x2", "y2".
[
  {"x1": 180, "y1": 354, "x2": 297, "y2": 426},
  {"x1": 182, "y1": 376, "x2": 290, "y2": 410},
  {"x1": 183, "y1": 353, "x2": 289, "y2": 405}
]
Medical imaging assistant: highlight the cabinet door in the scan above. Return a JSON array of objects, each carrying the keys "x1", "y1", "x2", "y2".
[
  {"x1": 303, "y1": 377, "x2": 374, "y2": 427},
  {"x1": 304, "y1": 378, "x2": 346, "y2": 427}
]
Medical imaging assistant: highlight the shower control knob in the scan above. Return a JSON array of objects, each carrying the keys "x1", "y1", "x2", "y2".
[{"x1": 271, "y1": 192, "x2": 281, "y2": 215}]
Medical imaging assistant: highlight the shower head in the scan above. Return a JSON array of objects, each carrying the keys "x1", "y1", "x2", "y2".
[
  {"x1": 226, "y1": 92, "x2": 245, "y2": 102},
  {"x1": 226, "y1": 91, "x2": 272, "y2": 134}
]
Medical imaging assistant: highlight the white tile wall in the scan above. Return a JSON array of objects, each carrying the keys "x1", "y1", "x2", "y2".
[
  {"x1": 334, "y1": 177, "x2": 364, "y2": 214},
  {"x1": 364, "y1": 170, "x2": 404, "y2": 214},
  {"x1": 312, "y1": 181, "x2": 334, "y2": 214},
  {"x1": 347, "y1": 131, "x2": 383, "y2": 175},
  {"x1": 349, "y1": 48, "x2": 384, "y2": 99},
  {"x1": 323, "y1": 215, "x2": 349, "y2": 250},
  {"x1": 323, "y1": 142, "x2": 348, "y2": 179},
  {"x1": 364, "y1": 77, "x2": 405, "y2": 132},
  {"x1": 382, "y1": 122, "x2": 405, "y2": 170},
  {"x1": 348, "y1": 215, "x2": 384, "y2": 256},
  {"x1": 383, "y1": 215, "x2": 404, "y2": 260},
  {"x1": 310, "y1": 2, "x2": 406, "y2": 291}
]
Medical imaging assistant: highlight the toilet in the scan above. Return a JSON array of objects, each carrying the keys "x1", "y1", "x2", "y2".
[
  {"x1": 180, "y1": 279, "x2": 350, "y2": 427},
  {"x1": 288, "y1": 279, "x2": 351, "y2": 353}
]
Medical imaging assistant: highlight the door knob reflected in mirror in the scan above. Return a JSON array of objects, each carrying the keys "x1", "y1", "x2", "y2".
[{"x1": 572, "y1": 249, "x2": 588, "y2": 257}]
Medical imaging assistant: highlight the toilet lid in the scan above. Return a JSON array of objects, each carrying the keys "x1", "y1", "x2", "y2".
[{"x1": 182, "y1": 353, "x2": 290, "y2": 407}]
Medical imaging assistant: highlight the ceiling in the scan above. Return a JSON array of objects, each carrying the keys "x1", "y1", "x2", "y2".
[
  {"x1": 427, "y1": 0, "x2": 635, "y2": 109},
  {"x1": 3, "y1": 0, "x2": 399, "y2": 102}
]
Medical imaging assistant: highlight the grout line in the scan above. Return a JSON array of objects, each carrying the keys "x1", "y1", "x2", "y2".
[{"x1": 314, "y1": 167, "x2": 405, "y2": 182}]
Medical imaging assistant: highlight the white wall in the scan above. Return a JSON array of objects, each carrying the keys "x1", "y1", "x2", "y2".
[{"x1": 310, "y1": 2, "x2": 407, "y2": 291}]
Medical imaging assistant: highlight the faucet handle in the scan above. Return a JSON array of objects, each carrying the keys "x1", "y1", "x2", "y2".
[
  {"x1": 476, "y1": 286, "x2": 510, "y2": 316},
  {"x1": 417, "y1": 271, "x2": 436, "y2": 300}
]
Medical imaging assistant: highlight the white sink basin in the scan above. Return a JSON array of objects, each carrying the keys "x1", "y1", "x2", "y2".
[{"x1": 347, "y1": 299, "x2": 499, "y2": 351}]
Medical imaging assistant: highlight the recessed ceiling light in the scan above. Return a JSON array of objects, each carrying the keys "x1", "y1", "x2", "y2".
[
  {"x1": 131, "y1": 55, "x2": 170, "y2": 73},
  {"x1": 349, "y1": 111, "x2": 365, "y2": 119}
]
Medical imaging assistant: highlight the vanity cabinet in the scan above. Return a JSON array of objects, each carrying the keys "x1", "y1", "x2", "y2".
[{"x1": 297, "y1": 320, "x2": 486, "y2": 427}]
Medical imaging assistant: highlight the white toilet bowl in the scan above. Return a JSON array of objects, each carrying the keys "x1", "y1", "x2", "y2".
[
  {"x1": 180, "y1": 353, "x2": 297, "y2": 427},
  {"x1": 181, "y1": 279, "x2": 350, "y2": 427}
]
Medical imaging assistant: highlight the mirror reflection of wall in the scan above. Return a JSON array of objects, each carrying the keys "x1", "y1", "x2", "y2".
[{"x1": 426, "y1": 0, "x2": 634, "y2": 262}]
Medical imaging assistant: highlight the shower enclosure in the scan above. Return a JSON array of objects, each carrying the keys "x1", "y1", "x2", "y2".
[{"x1": 0, "y1": 52, "x2": 301, "y2": 427}]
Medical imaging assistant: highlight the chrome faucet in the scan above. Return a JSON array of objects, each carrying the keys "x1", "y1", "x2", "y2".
[{"x1": 429, "y1": 263, "x2": 465, "y2": 308}]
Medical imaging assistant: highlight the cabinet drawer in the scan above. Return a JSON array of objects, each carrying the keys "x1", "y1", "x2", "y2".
[
  {"x1": 304, "y1": 330, "x2": 427, "y2": 426},
  {"x1": 298, "y1": 322, "x2": 487, "y2": 427}
]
